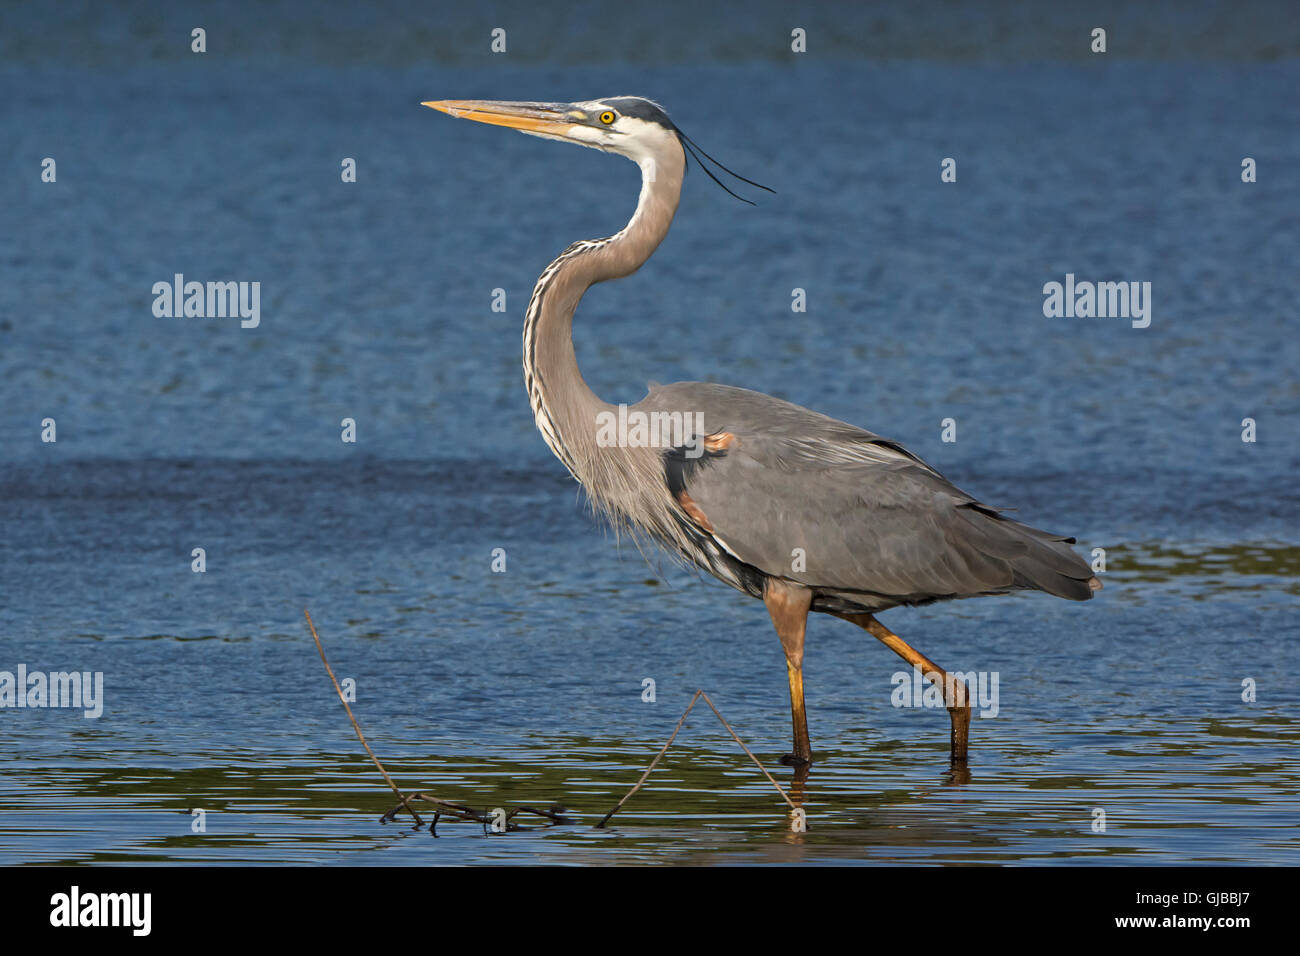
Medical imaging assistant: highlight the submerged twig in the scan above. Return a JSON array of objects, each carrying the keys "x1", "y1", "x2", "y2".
[
  {"x1": 306, "y1": 610, "x2": 795, "y2": 834},
  {"x1": 698, "y1": 691, "x2": 798, "y2": 812},
  {"x1": 307, "y1": 610, "x2": 570, "y2": 835},
  {"x1": 594, "y1": 690, "x2": 704, "y2": 828},
  {"x1": 379, "y1": 793, "x2": 572, "y2": 835},
  {"x1": 595, "y1": 689, "x2": 796, "y2": 828},
  {"x1": 304, "y1": 609, "x2": 423, "y2": 826}
]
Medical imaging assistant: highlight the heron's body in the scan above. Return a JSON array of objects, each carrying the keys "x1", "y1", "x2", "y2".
[{"x1": 427, "y1": 95, "x2": 1099, "y2": 767}]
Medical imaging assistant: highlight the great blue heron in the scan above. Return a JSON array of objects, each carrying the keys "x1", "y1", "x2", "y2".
[{"x1": 424, "y1": 96, "x2": 1100, "y2": 768}]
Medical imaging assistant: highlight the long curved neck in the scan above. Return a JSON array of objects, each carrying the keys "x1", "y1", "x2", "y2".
[{"x1": 523, "y1": 145, "x2": 685, "y2": 479}]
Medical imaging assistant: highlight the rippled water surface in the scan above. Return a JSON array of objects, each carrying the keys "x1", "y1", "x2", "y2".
[{"x1": 1, "y1": 1, "x2": 1297, "y2": 864}]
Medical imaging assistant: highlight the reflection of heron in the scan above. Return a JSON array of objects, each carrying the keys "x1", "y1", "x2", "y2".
[{"x1": 425, "y1": 96, "x2": 1100, "y2": 768}]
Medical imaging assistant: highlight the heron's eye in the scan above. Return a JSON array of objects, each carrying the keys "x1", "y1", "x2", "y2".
[{"x1": 599, "y1": 110, "x2": 616, "y2": 125}]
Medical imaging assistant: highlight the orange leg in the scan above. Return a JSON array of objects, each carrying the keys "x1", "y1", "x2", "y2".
[
  {"x1": 832, "y1": 611, "x2": 971, "y2": 763},
  {"x1": 765, "y1": 579, "x2": 814, "y2": 766}
]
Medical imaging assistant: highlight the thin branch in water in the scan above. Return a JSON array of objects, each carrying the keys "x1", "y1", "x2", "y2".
[
  {"x1": 594, "y1": 689, "x2": 703, "y2": 828},
  {"x1": 698, "y1": 691, "x2": 797, "y2": 812},
  {"x1": 304, "y1": 609, "x2": 423, "y2": 827},
  {"x1": 380, "y1": 793, "x2": 572, "y2": 835},
  {"x1": 595, "y1": 690, "x2": 796, "y2": 828},
  {"x1": 507, "y1": 805, "x2": 573, "y2": 825},
  {"x1": 306, "y1": 612, "x2": 792, "y2": 834}
]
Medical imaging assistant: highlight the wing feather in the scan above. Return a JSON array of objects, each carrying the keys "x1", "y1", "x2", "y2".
[{"x1": 640, "y1": 382, "x2": 1096, "y2": 606}]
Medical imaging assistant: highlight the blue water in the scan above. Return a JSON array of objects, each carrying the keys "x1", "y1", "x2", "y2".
[{"x1": 1, "y1": 1, "x2": 1298, "y2": 864}]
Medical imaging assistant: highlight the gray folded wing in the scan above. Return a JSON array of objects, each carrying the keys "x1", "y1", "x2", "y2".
[{"x1": 642, "y1": 382, "x2": 1097, "y2": 605}]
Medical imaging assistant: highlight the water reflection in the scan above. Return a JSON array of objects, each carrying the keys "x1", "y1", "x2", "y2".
[{"x1": 4, "y1": 697, "x2": 1297, "y2": 864}]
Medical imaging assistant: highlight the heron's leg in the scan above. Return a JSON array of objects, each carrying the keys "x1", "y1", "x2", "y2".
[
  {"x1": 764, "y1": 578, "x2": 814, "y2": 767},
  {"x1": 832, "y1": 612, "x2": 971, "y2": 763}
]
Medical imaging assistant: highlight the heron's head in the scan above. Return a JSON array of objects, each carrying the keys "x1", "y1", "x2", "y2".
[
  {"x1": 423, "y1": 95, "x2": 771, "y2": 202},
  {"x1": 422, "y1": 96, "x2": 680, "y2": 167}
]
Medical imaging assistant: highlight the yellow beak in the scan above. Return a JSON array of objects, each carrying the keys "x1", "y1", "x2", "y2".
[{"x1": 421, "y1": 99, "x2": 583, "y2": 138}]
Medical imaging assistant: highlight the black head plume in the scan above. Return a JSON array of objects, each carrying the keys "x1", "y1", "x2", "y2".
[{"x1": 675, "y1": 129, "x2": 774, "y2": 205}]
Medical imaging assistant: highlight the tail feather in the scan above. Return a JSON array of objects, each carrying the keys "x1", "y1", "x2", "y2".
[
  {"x1": 957, "y1": 505, "x2": 1099, "y2": 601},
  {"x1": 1010, "y1": 550, "x2": 1096, "y2": 600}
]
